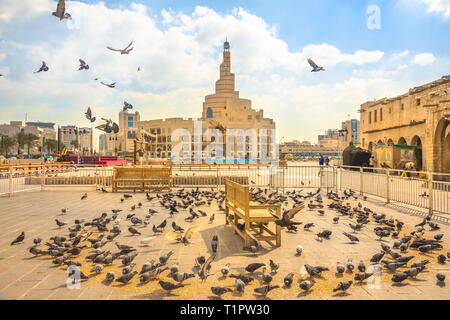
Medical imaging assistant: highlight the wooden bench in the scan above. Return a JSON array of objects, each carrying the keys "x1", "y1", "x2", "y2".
[
  {"x1": 112, "y1": 167, "x2": 172, "y2": 192},
  {"x1": 225, "y1": 179, "x2": 281, "y2": 248}
]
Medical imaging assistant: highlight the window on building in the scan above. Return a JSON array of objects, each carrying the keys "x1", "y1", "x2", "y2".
[
  {"x1": 256, "y1": 115, "x2": 260, "y2": 120},
  {"x1": 380, "y1": 108, "x2": 383, "y2": 121},
  {"x1": 374, "y1": 110, "x2": 377, "y2": 122},
  {"x1": 224, "y1": 106, "x2": 227, "y2": 109},
  {"x1": 401, "y1": 104, "x2": 404, "y2": 110},
  {"x1": 206, "y1": 107, "x2": 213, "y2": 118},
  {"x1": 248, "y1": 115, "x2": 252, "y2": 120},
  {"x1": 416, "y1": 98, "x2": 421, "y2": 106},
  {"x1": 127, "y1": 131, "x2": 135, "y2": 139},
  {"x1": 128, "y1": 116, "x2": 133, "y2": 128},
  {"x1": 369, "y1": 112, "x2": 372, "y2": 124}
]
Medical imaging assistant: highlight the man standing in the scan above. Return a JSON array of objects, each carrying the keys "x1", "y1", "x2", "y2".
[{"x1": 319, "y1": 155, "x2": 324, "y2": 166}]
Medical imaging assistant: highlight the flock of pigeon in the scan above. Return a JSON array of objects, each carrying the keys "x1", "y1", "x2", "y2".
[
  {"x1": 0, "y1": 0, "x2": 325, "y2": 81},
  {"x1": 8, "y1": 185, "x2": 448, "y2": 299}
]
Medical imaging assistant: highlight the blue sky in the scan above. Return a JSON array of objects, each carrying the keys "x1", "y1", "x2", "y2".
[{"x1": 0, "y1": 0, "x2": 449, "y2": 147}]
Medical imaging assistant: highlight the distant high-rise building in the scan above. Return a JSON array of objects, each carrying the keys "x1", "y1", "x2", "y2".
[
  {"x1": 59, "y1": 125, "x2": 78, "y2": 149},
  {"x1": 99, "y1": 134, "x2": 107, "y2": 153},
  {"x1": 78, "y1": 127, "x2": 93, "y2": 155}
]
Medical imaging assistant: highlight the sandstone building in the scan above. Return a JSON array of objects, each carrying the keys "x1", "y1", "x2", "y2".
[
  {"x1": 138, "y1": 40, "x2": 277, "y2": 163},
  {"x1": 359, "y1": 75, "x2": 450, "y2": 173}
]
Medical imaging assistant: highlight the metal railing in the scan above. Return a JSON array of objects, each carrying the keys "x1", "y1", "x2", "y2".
[
  {"x1": 337, "y1": 165, "x2": 450, "y2": 215},
  {"x1": 1, "y1": 163, "x2": 449, "y2": 215}
]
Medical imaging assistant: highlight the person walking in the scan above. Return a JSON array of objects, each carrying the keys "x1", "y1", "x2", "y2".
[
  {"x1": 319, "y1": 155, "x2": 324, "y2": 166},
  {"x1": 325, "y1": 156, "x2": 330, "y2": 166}
]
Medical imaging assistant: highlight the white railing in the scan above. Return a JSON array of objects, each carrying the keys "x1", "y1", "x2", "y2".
[{"x1": 1, "y1": 163, "x2": 449, "y2": 215}]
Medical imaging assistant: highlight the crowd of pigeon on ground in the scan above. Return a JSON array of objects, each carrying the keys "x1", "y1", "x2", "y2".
[{"x1": 9, "y1": 185, "x2": 448, "y2": 299}]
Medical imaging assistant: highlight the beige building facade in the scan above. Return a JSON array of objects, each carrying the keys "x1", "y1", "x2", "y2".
[
  {"x1": 139, "y1": 41, "x2": 277, "y2": 163},
  {"x1": 360, "y1": 75, "x2": 450, "y2": 173}
]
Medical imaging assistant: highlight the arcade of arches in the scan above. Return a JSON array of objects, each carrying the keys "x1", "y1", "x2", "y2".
[{"x1": 360, "y1": 75, "x2": 450, "y2": 174}]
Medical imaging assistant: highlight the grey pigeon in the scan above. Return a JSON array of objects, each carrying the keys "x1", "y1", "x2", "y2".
[
  {"x1": 107, "y1": 41, "x2": 134, "y2": 55},
  {"x1": 299, "y1": 279, "x2": 315, "y2": 291},
  {"x1": 158, "y1": 280, "x2": 184, "y2": 292},
  {"x1": 78, "y1": 59, "x2": 89, "y2": 70},
  {"x1": 211, "y1": 286, "x2": 232, "y2": 297},
  {"x1": 52, "y1": 0, "x2": 72, "y2": 20},
  {"x1": 34, "y1": 61, "x2": 49, "y2": 73},
  {"x1": 333, "y1": 281, "x2": 352, "y2": 292},
  {"x1": 11, "y1": 232, "x2": 25, "y2": 245}
]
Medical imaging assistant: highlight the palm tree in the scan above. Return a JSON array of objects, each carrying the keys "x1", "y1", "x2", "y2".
[
  {"x1": 44, "y1": 139, "x2": 58, "y2": 154},
  {"x1": 1, "y1": 136, "x2": 16, "y2": 156},
  {"x1": 24, "y1": 133, "x2": 40, "y2": 156},
  {"x1": 71, "y1": 139, "x2": 79, "y2": 150},
  {"x1": 15, "y1": 132, "x2": 26, "y2": 156}
]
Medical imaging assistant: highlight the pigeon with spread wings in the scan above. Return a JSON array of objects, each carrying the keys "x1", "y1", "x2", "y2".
[
  {"x1": 78, "y1": 59, "x2": 89, "y2": 71},
  {"x1": 165, "y1": 225, "x2": 201, "y2": 246},
  {"x1": 52, "y1": 0, "x2": 72, "y2": 20},
  {"x1": 199, "y1": 253, "x2": 216, "y2": 281},
  {"x1": 85, "y1": 107, "x2": 96, "y2": 123},
  {"x1": 100, "y1": 81, "x2": 115, "y2": 88},
  {"x1": 123, "y1": 101, "x2": 133, "y2": 112},
  {"x1": 307, "y1": 59, "x2": 325, "y2": 72},
  {"x1": 268, "y1": 204, "x2": 304, "y2": 227},
  {"x1": 34, "y1": 61, "x2": 49, "y2": 73},
  {"x1": 107, "y1": 41, "x2": 134, "y2": 55}
]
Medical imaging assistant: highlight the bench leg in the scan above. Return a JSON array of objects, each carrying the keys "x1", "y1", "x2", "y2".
[
  {"x1": 225, "y1": 206, "x2": 229, "y2": 225},
  {"x1": 244, "y1": 233, "x2": 251, "y2": 248},
  {"x1": 276, "y1": 224, "x2": 281, "y2": 247}
]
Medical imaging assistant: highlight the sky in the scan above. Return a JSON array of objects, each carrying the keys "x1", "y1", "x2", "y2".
[{"x1": 0, "y1": 0, "x2": 449, "y2": 149}]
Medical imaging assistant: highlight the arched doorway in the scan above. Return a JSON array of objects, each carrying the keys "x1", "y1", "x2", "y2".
[
  {"x1": 434, "y1": 118, "x2": 450, "y2": 173},
  {"x1": 377, "y1": 140, "x2": 383, "y2": 146},
  {"x1": 387, "y1": 138, "x2": 394, "y2": 145},
  {"x1": 398, "y1": 137, "x2": 407, "y2": 145},
  {"x1": 410, "y1": 135, "x2": 423, "y2": 170}
]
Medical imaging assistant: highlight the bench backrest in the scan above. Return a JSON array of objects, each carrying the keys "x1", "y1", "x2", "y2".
[
  {"x1": 225, "y1": 179, "x2": 250, "y2": 215},
  {"x1": 142, "y1": 167, "x2": 171, "y2": 178},
  {"x1": 114, "y1": 167, "x2": 172, "y2": 180}
]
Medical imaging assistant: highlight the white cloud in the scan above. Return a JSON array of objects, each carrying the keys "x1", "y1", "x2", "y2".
[
  {"x1": 412, "y1": 53, "x2": 436, "y2": 66},
  {"x1": 418, "y1": 0, "x2": 450, "y2": 18},
  {"x1": 0, "y1": 0, "x2": 435, "y2": 145}
]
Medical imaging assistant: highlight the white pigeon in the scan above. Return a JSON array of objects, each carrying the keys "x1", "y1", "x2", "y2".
[
  {"x1": 140, "y1": 236, "x2": 156, "y2": 246},
  {"x1": 295, "y1": 245, "x2": 303, "y2": 256}
]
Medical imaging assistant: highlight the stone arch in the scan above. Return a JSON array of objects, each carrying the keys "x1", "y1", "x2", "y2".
[
  {"x1": 377, "y1": 140, "x2": 383, "y2": 145},
  {"x1": 433, "y1": 118, "x2": 450, "y2": 173},
  {"x1": 410, "y1": 135, "x2": 423, "y2": 170},
  {"x1": 398, "y1": 137, "x2": 407, "y2": 145},
  {"x1": 387, "y1": 138, "x2": 394, "y2": 145}
]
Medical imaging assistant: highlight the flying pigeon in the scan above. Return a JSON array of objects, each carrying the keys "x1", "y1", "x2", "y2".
[
  {"x1": 307, "y1": 59, "x2": 325, "y2": 72},
  {"x1": 34, "y1": 61, "x2": 49, "y2": 73},
  {"x1": 123, "y1": 101, "x2": 133, "y2": 112},
  {"x1": 107, "y1": 41, "x2": 134, "y2": 55},
  {"x1": 78, "y1": 59, "x2": 89, "y2": 71},
  {"x1": 85, "y1": 107, "x2": 96, "y2": 123},
  {"x1": 100, "y1": 81, "x2": 115, "y2": 88},
  {"x1": 52, "y1": 0, "x2": 72, "y2": 20}
]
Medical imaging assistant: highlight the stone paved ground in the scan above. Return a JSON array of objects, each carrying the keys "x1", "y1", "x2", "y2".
[{"x1": 0, "y1": 186, "x2": 448, "y2": 300}]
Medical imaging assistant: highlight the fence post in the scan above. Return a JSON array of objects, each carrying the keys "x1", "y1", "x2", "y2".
[
  {"x1": 8, "y1": 167, "x2": 13, "y2": 197},
  {"x1": 360, "y1": 167, "x2": 364, "y2": 196},
  {"x1": 386, "y1": 169, "x2": 390, "y2": 204},
  {"x1": 40, "y1": 168, "x2": 45, "y2": 191},
  {"x1": 428, "y1": 174, "x2": 433, "y2": 215},
  {"x1": 216, "y1": 166, "x2": 219, "y2": 190}
]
